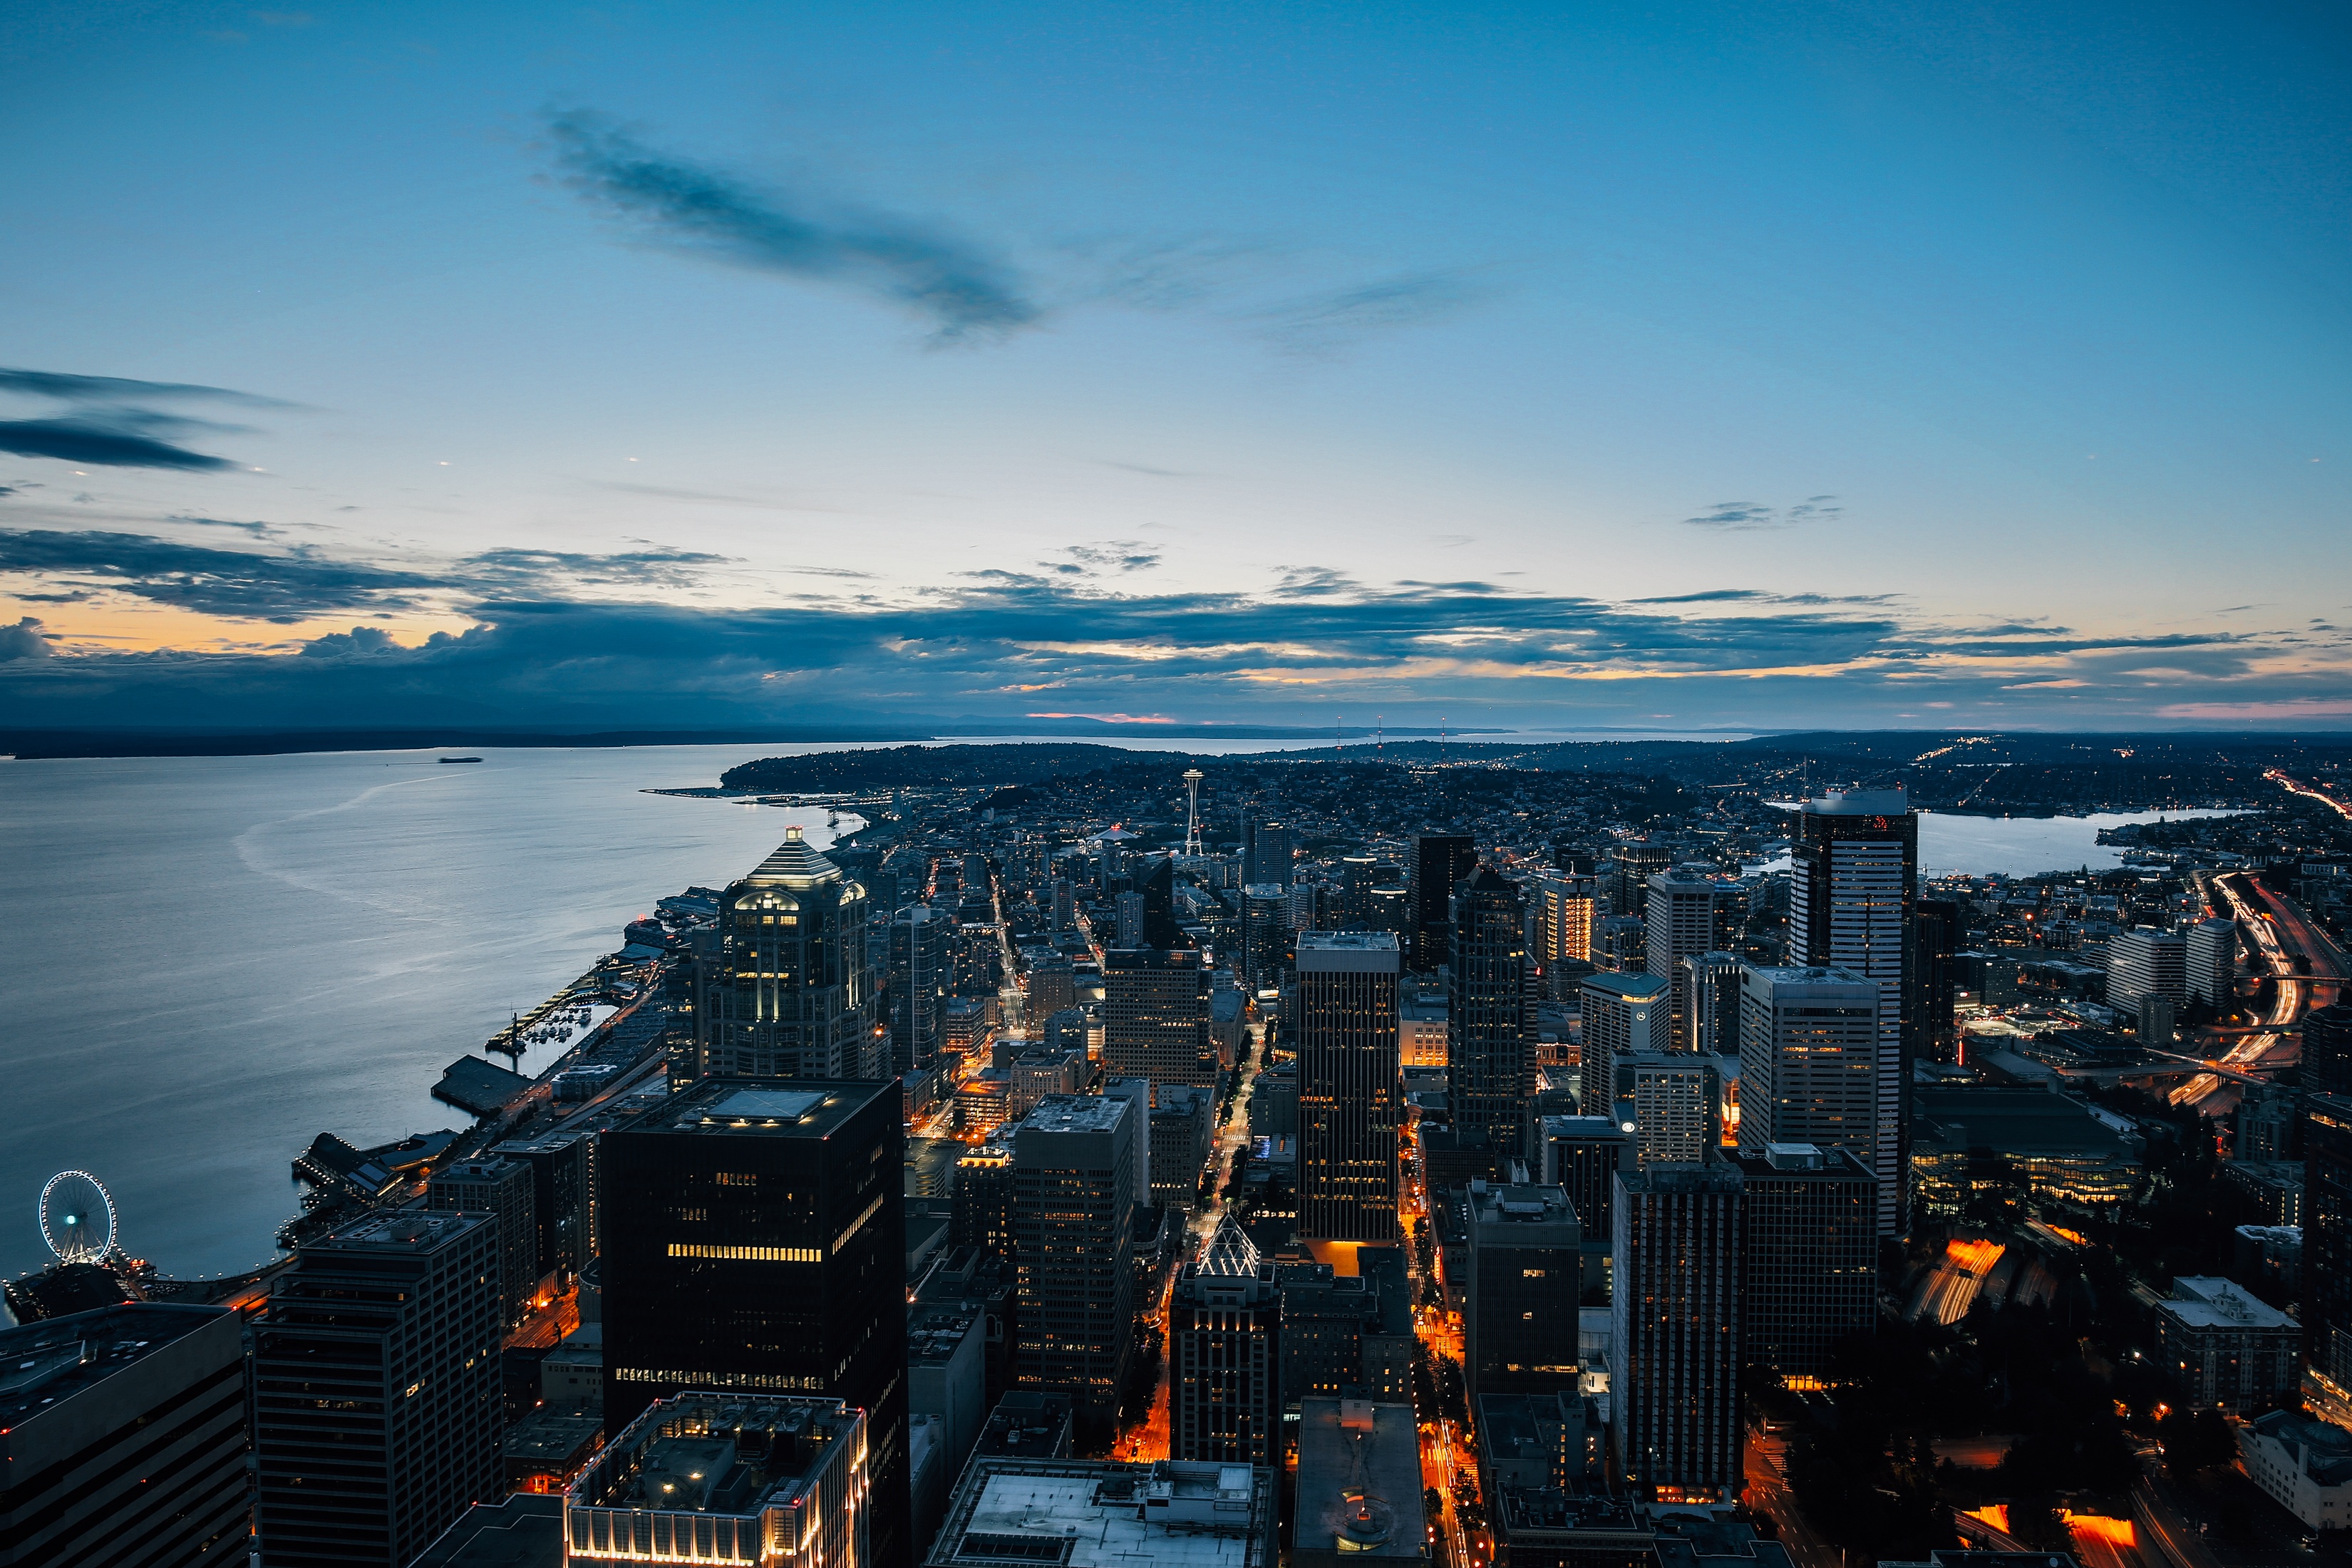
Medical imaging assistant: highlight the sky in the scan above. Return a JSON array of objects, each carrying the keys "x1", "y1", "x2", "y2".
[{"x1": 1, "y1": 0, "x2": 2348, "y2": 734}]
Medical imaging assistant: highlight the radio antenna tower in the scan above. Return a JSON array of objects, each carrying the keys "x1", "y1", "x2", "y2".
[
  {"x1": 1182, "y1": 768, "x2": 1205, "y2": 855},
  {"x1": 1377, "y1": 713, "x2": 1384, "y2": 755}
]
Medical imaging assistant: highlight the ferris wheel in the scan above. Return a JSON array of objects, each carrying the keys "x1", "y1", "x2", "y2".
[{"x1": 39, "y1": 1170, "x2": 118, "y2": 1265}]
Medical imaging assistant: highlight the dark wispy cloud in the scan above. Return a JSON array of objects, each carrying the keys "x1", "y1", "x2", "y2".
[
  {"x1": 0, "y1": 368, "x2": 289, "y2": 406},
  {"x1": 544, "y1": 110, "x2": 1041, "y2": 342},
  {"x1": 1682, "y1": 495, "x2": 1845, "y2": 530},
  {"x1": 0, "y1": 365, "x2": 292, "y2": 471},
  {"x1": 0, "y1": 420, "x2": 237, "y2": 472},
  {"x1": 0, "y1": 530, "x2": 730, "y2": 622},
  {"x1": 1061, "y1": 542, "x2": 1161, "y2": 574}
]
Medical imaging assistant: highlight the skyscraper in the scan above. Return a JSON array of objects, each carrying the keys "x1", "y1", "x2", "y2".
[
  {"x1": 2107, "y1": 928, "x2": 2189, "y2": 1014},
  {"x1": 0, "y1": 1303, "x2": 251, "y2": 1568},
  {"x1": 1788, "y1": 788, "x2": 1914, "y2": 1234},
  {"x1": 1463, "y1": 1183, "x2": 1582, "y2": 1401},
  {"x1": 1296, "y1": 932, "x2": 1403, "y2": 1242},
  {"x1": 1410, "y1": 833, "x2": 1479, "y2": 972},
  {"x1": 1532, "y1": 872, "x2": 1599, "y2": 970},
  {"x1": 2306, "y1": 1093, "x2": 2352, "y2": 1413},
  {"x1": 1621, "y1": 1052, "x2": 1721, "y2": 1167},
  {"x1": 1722, "y1": 1144, "x2": 1877, "y2": 1379},
  {"x1": 1244, "y1": 820, "x2": 1298, "y2": 890},
  {"x1": 1611, "y1": 1161, "x2": 1743, "y2": 1505},
  {"x1": 1607, "y1": 842, "x2": 1673, "y2": 917},
  {"x1": 1138, "y1": 855, "x2": 1186, "y2": 949},
  {"x1": 1737, "y1": 966, "x2": 1881, "y2": 1173},
  {"x1": 1242, "y1": 884, "x2": 1290, "y2": 991},
  {"x1": 2187, "y1": 917, "x2": 2238, "y2": 1009},
  {"x1": 1678, "y1": 951, "x2": 1745, "y2": 1056},
  {"x1": 1644, "y1": 871, "x2": 1718, "y2": 1044},
  {"x1": 695, "y1": 827, "x2": 881, "y2": 1080},
  {"x1": 1539, "y1": 1114, "x2": 1631, "y2": 1296},
  {"x1": 426, "y1": 1155, "x2": 538, "y2": 1326},
  {"x1": 1578, "y1": 971, "x2": 1667, "y2": 1114},
  {"x1": 599, "y1": 1078, "x2": 911, "y2": 1568},
  {"x1": 891, "y1": 904, "x2": 952, "y2": 1078},
  {"x1": 254, "y1": 1209, "x2": 503, "y2": 1568},
  {"x1": 2309, "y1": 1005, "x2": 2352, "y2": 1100},
  {"x1": 1013, "y1": 1094, "x2": 1139, "y2": 1430},
  {"x1": 1912, "y1": 897, "x2": 1963, "y2": 1059},
  {"x1": 1170, "y1": 1219, "x2": 1282, "y2": 1465},
  {"x1": 1450, "y1": 867, "x2": 1536, "y2": 1164},
  {"x1": 1104, "y1": 947, "x2": 1216, "y2": 1090}
]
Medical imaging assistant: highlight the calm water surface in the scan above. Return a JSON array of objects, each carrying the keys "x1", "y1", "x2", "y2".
[{"x1": 0, "y1": 746, "x2": 879, "y2": 1284}]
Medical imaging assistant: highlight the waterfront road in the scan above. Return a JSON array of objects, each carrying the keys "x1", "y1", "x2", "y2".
[{"x1": 2175, "y1": 871, "x2": 2343, "y2": 1105}]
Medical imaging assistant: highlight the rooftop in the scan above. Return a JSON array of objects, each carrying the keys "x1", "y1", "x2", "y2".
[
  {"x1": 1019, "y1": 1094, "x2": 1133, "y2": 1137},
  {"x1": 911, "y1": 1304, "x2": 984, "y2": 1366},
  {"x1": 2159, "y1": 1276, "x2": 2294, "y2": 1331},
  {"x1": 642, "y1": 1077, "x2": 888, "y2": 1139},
  {"x1": 0, "y1": 1302, "x2": 237, "y2": 1425},
  {"x1": 314, "y1": 1207, "x2": 490, "y2": 1254},
  {"x1": 976, "y1": 1392, "x2": 1075, "y2": 1460},
  {"x1": 1799, "y1": 787, "x2": 1909, "y2": 817},
  {"x1": 1581, "y1": 970, "x2": 1668, "y2": 1001},
  {"x1": 929, "y1": 1458, "x2": 1274, "y2": 1568},
  {"x1": 1466, "y1": 1183, "x2": 1579, "y2": 1237},
  {"x1": 569, "y1": 1393, "x2": 861, "y2": 1517},
  {"x1": 743, "y1": 826, "x2": 845, "y2": 889},
  {"x1": 1912, "y1": 1088, "x2": 2140, "y2": 1160},
  {"x1": 1294, "y1": 1399, "x2": 1424, "y2": 1562},
  {"x1": 408, "y1": 1493, "x2": 564, "y2": 1568}
]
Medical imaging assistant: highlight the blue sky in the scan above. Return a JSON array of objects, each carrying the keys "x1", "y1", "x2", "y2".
[{"x1": 1, "y1": 0, "x2": 2346, "y2": 732}]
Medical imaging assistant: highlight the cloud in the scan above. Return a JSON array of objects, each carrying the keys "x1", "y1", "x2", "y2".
[
  {"x1": 1256, "y1": 272, "x2": 1486, "y2": 356},
  {"x1": 0, "y1": 420, "x2": 237, "y2": 471},
  {"x1": 1682, "y1": 495, "x2": 1845, "y2": 530},
  {"x1": 168, "y1": 515, "x2": 283, "y2": 537},
  {"x1": 1062, "y1": 542, "x2": 1161, "y2": 574},
  {"x1": 0, "y1": 530, "x2": 731, "y2": 622},
  {"x1": 0, "y1": 368, "x2": 289, "y2": 407},
  {"x1": 2, "y1": 555, "x2": 2339, "y2": 732},
  {"x1": 0, "y1": 617, "x2": 51, "y2": 661},
  {"x1": 544, "y1": 110, "x2": 1041, "y2": 342}
]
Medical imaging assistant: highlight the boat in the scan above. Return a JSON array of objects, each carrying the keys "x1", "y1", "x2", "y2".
[{"x1": 438, "y1": 755, "x2": 484, "y2": 764}]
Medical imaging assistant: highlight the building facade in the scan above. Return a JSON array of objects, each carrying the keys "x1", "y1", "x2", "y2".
[
  {"x1": 426, "y1": 1155, "x2": 539, "y2": 1326},
  {"x1": 599, "y1": 1078, "x2": 911, "y2": 1568},
  {"x1": 696, "y1": 827, "x2": 882, "y2": 1080},
  {"x1": 1787, "y1": 790, "x2": 1914, "y2": 1234},
  {"x1": 0, "y1": 1303, "x2": 251, "y2": 1568},
  {"x1": 891, "y1": 904, "x2": 953, "y2": 1079},
  {"x1": 1723, "y1": 1145, "x2": 1877, "y2": 1381},
  {"x1": 1737, "y1": 965, "x2": 1881, "y2": 1175},
  {"x1": 1578, "y1": 971, "x2": 1666, "y2": 1115},
  {"x1": 1464, "y1": 1183, "x2": 1583, "y2": 1402},
  {"x1": 2152, "y1": 1276, "x2": 2298, "y2": 1411},
  {"x1": 1450, "y1": 867, "x2": 1537, "y2": 1165},
  {"x1": 1644, "y1": 872, "x2": 1718, "y2": 1046},
  {"x1": 1104, "y1": 948, "x2": 1217, "y2": 1091},
  {"x1": 1296, "y1": 932, "x2": 1404, "y2": 1242},
  {"x1": 254, "y1": 1209, "x2": 503, "y2": 1568},
  {"x1": 1013, "y1": 1095, "x2": 1139, "y2": 1427},
  {"x1": 1170, "y1": 1220, "x2": 1283, "y2": 1466},
  {"x1": 1611, "y1": 1162, "x2": 1743, "y2": 1505}
]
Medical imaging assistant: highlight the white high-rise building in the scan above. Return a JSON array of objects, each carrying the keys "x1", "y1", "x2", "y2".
[
  {"x1": 1645, "y1": 871, "x2": 1719, "y2": 1045},
  {"x1": 2108, "y1": 928, "x2": 2189, "y2": 1013},
  {"x1": 1738, "y1": 964, "x2": 1881, "y2": 1161},
  {"x1": 1789, "y1": 788, "x2": 1914, "y2": 1234},
  {"x1": 2187, "y1": 917, "x2": 2237, "y2": 1009},
  {"x1": 1579, "y1": 970, "x2": 1667, "y2": 1115}
]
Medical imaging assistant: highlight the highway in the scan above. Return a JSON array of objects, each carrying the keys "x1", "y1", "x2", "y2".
[{"x1": 2172, "y1": 870, "x2": 2343, "y2": 1106}]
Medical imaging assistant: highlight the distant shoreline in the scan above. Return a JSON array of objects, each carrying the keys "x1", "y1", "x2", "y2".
[{"x1": 0, "y1": 723, "x2": 1527, "y2": 761}]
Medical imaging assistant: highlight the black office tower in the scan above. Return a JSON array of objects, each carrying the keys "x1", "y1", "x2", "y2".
[
  {"x1": 253, "y1": 1209, "x2": 502, "y2": 1568},
  {"x1": 601, "y1": 1078, "x2": 912, "y2": 1568},
  {"x1": 1723, "y1": 1144, "x2": 1877, "y2": 1380},
  {"x1": 2307, "y1": 1005, "x2": 2352, "y2": 1100},
  {"x1": 1450, "y1": 867, "x2": 1535, "y2": 1164},
  {"x1": 0, "y1": 1303, "x2": 250, "y2": 1568},
  {"x1": 1410, "y1": 834, "x2": 1477, "y2": 972},
  {"x1": 2306, "y1": 1093, "x2": 2352, "y2": 1412},
  {"x1": 1912, "y1": 897, "x2": 1963, "y2": 1063},
  {"x1": 1138, "y1": 854, "x2": 1186, "y2": 949},
  {"x1": 1297, "y1": 931, "x2": 1403, "y2": 1242}
]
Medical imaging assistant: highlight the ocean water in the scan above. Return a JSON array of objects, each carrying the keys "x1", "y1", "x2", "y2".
[{"x1": 0, "y1": 745, "x2": 880, "y2": 1284}]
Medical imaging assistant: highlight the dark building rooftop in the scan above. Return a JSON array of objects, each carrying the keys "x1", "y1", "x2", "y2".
[
  {"x1": 0, "y1": 1301, "x2": 236, "y2": 1425},
  {"x1": 408, "y1": 1493, "x2": 564, "y2": 1568},
  {"x1": 976, "y1": 1391, "x2": 1075, "y2": 1459},
  {"x1": 631, "y1": 1078, "x2": 891, "y2": 1139}
]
